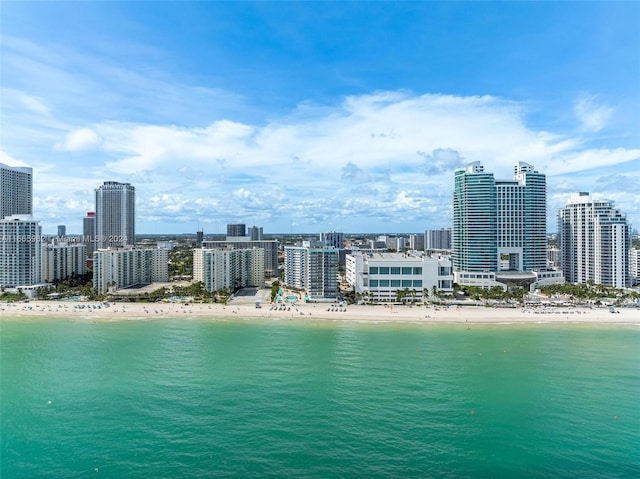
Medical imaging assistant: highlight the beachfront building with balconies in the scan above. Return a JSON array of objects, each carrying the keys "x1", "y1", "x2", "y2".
[
  {"x1": 284, "y1": 246, "x2": 339, "y2": 300},
  {"x1": 93, "y1": 247, "x2": 168, "y2": 293},
  {"x1": 558, "y1": 192, "x2": 630, "y2": 288},
  {"x1": 42, "y1": 241, "x2": 87, "y2": 283},
  {"x1": 193, "y1": 247, "x2": 264, "y2": 293},
  {"x1": 0, "y1": 215, "x2": 42, "y2": 289}
]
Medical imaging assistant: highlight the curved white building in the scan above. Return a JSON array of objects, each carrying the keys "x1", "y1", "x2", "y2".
[{"x1": 558, "y1": 192, "x2": 630, "y2": 288}]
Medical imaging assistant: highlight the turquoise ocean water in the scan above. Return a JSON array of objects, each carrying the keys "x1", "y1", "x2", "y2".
[{"x1": 1, "y1": 317, "x2": 639, "y2": 478}]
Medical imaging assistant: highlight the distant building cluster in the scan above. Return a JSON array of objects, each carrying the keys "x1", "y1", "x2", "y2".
[{"x1": 1, "y1": 159, "x2": 636, "y2": 300}]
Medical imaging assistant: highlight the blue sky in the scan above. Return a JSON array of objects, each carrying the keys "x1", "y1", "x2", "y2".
[{"x1": 2, "y1": 1, "x2": 639, "y2": 235}]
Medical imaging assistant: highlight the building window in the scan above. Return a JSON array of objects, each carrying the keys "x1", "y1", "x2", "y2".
[
  {"x1": 413, "y1": 267, "x2": 422, "y2": 275},
  {"x1": 369, "y1": 267, "x2": 378, "y2": 274},
  {"x1": 379, "y1": 267, "x2": 390, "y2": 275},
  {"x1": 391, "y1": 267, "x2": 401, "y2": 275},
  {"x1": 402, "y1": 280, "x2": 412, "y2": 287},
  {"x1": 402, "y1": 267, "x2": 412, "y2": 274},
  {"x1": 413, "y1": 280, "x2": 422, "y2": 288},
  {"x1": 391, "y1": 280, "x2": 401, "y2": 287},
  {"x1": 370, "y1": 280, "x2": 378, "y2": 287},
  {"x1": 380, "y1": 280, "x2": 390, "y2": 287}
]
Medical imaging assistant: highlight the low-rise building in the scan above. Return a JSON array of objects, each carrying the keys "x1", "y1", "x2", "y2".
[{"x1": 346, "y1": 251, "x2": 454, "y2": 302}]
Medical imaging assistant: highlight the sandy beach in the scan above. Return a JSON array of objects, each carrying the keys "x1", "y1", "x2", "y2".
[{"x1": 2, "y1": 299, "x2": 639, "y2": 324}]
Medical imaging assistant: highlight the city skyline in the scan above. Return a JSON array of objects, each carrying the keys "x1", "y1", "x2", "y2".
[{"x1": 2, "y1": 2, "x2": 639, "y2": 234}]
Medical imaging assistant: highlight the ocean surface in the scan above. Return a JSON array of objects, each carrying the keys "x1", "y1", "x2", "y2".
[{"x1": 1, "y1": 317, "x2": 639, "y2": 478}]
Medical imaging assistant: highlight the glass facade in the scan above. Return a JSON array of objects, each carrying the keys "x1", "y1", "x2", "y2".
[
  {"x1": 453, "y1": 161, "x2": 547, "y2": 275},
  {"x1": 452, "y1": 163, "x2": 497, "y2": 272}
]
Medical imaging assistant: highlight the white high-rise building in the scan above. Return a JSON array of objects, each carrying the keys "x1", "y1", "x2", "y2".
[
  {"x1": 42, "y1": 242, "x2": 87, "y2": 282},
  {"x1": 409, "y1": 234, "x2": 425, "y2": 252},
  {"x1": 202, "y1": 239, "x2": 279, "y2": 278},
  {"x1": 425, "y1": 228, "x2": 451, "y2": 251},
  {"x1": 558, "y1": 193, "x2": 630, "y2": 288},
  {"x1": 0, "y1": 215, "x2": 42, "y2": 288},
  {"x1": 248, "y1": 226, "x2": 264, "y2": 241},
  {"x1": 193, "y1": 248, "x2": 264, "y2": 292},
  {"x1": 284, "y1": 246, "x2": 339, "y2": 300},
  {"x1": 630, "y1": 249, "x2": 639, "y2": 286},
  {"x1": 95, "y1": 181, "x2": 135, "y2": 249},
  {"x1": 93, "y1": 247, "x2": 168, "y2": 293},
  {"x1": 1, "y1": 163, "x2": 33, "y2": 220}
]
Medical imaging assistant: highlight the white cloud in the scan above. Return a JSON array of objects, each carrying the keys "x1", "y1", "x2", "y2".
[
  {"x1": 0, "y1": 150, "x2": 31, "y2": 167},
  {"x1": 2, "y1": 88, "x2": 51, "y2": 115},
  {"x1": 574, "y1": 93, "x2": 614, "y2": 132},
  {"x1": 544, "y1": 148, "x2": 640, "y2": 176},
  {"x1": 5, "y1": 91, "x2": 640, "y2": 232},
  {"x1": 57, "y1": 128, "x2": 102, "y2": 151}
]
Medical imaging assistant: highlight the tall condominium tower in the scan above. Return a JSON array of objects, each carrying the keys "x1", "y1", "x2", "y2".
[
  {"x1": 558, "y1": 192, "x2": 630, "y2": 288},
  {"x1": 452, "y1": 161, "x2": 549, "y2": 287},
  {"x1": 320, "y1": 231, "x2": 344, "y2": 249},
  {"x1": 95, "y1": 181, "x2": 135, "y2": 249},
  {"x1": 409, "y1": 233, "x2": 425, "y2": 251},
  {"x1": 452, "y1": 162, "x2": 498, "y2": 273},
  {"x1": 193, "y1": 248, "x2": 265, "y2": 293},
  {"x1": 83, "y1": 212, "x2": 96, "y2": 255},
  {"x1": 248, "y1": 226, "x2": 263, "y2": 241},
  {"x1": 630, "y1": 248, "x2": 639, "y2": 286},
  {"x1": 227, "y1": 223, "x2": 246, "y2": 237},
  {"x1": 1, "y1": 162, "x2": 33, "y2": 220},
  {"x1": 0, "y1": 215, "x2": 42, "y2": 287},
  {"x1": 284, "y1": 246, "x2": 339, "y2": 299},
  {"x1": 497, "y1": 162, "x2": 547, "y2": 272},
  {"x1": 424, "y1": 228, "x2": 452, "y2": 251}
]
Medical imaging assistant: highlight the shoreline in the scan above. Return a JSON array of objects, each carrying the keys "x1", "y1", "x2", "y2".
[{"x1": 2, "y1": 300, "x2": 639, "y2": 325}]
